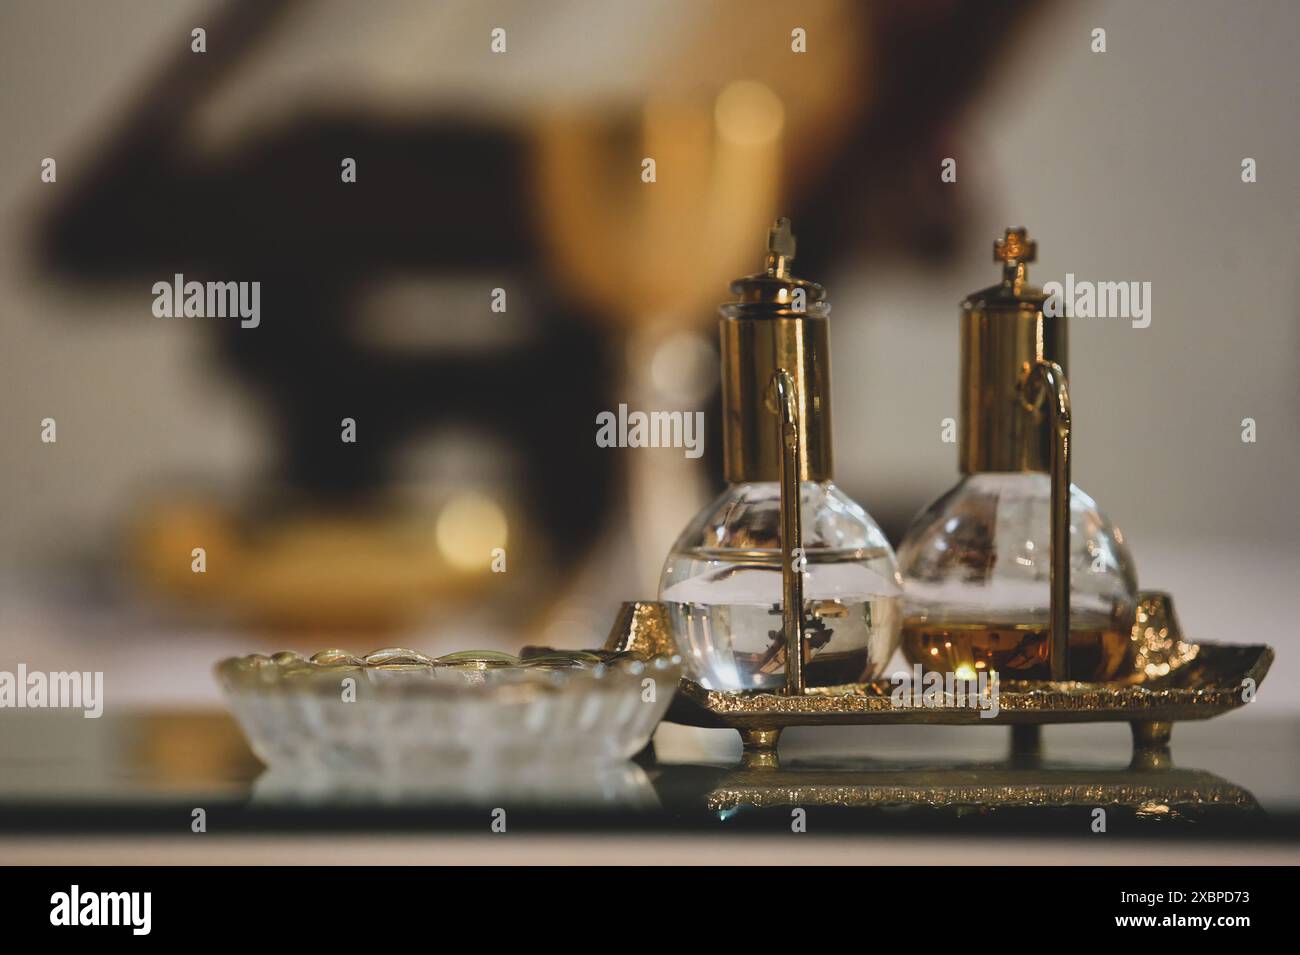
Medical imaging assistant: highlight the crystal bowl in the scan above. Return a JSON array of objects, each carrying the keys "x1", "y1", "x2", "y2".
[{"x1": 216, "y1": 647, "x2": 682, "y2": 773}]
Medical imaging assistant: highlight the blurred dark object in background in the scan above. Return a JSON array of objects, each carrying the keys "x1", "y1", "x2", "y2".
[{"x1": 36, "y1": 0, "x2": 1045, "y2": 638}]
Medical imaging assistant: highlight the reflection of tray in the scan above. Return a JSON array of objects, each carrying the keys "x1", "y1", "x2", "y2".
[
  {"x1": 704, "y1": 765, "x2": 1263, "y2": 819},
  {"x1": 605, "y1": 597, "x2": 1274, "y2": 758}
]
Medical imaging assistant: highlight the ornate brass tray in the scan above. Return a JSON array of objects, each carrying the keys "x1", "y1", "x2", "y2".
[{"x1": 605, "y1": 593, "x2": 1274, "y2": 759}]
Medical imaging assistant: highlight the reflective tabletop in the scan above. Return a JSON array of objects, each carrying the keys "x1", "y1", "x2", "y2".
[{"x1": 2, "y1": 708, "x2": 1297, "y2": 847}]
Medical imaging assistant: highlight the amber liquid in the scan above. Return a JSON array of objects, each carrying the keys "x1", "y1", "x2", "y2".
[{"x1": 901, "y1": 619, "x2": 1132, "y2": 681}]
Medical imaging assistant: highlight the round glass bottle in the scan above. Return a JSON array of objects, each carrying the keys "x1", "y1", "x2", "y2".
[
  {"x1": 661, "y1": 480, "x2": 901, "y2": 691},
  {"x1": 897, "y1": 228, "x2": 1139, "y2": 681},
  {"x1": 897, "y1": 473, "x2": 1136, "y2": 680},
  {"x1": 658, "y1": 219, "x2": 902, "y2": 691}
]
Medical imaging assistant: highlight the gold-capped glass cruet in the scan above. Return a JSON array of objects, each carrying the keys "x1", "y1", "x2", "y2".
[
  {"x1": 658, "y1": 219, "x2": 902, "y2": 692},
  {"x1": 896, "y1": 228, "x2": 1139, "y2": 682}
]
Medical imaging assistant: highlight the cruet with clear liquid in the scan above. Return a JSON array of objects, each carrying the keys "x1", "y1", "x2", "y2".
[{"x1": 658, "y1": 219, "x2": 902, "y2": 692}]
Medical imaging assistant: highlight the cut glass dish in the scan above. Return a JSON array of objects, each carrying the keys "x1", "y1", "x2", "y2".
[{"x1": 217, "y1": 647, "x2": 681, "y2": 772}]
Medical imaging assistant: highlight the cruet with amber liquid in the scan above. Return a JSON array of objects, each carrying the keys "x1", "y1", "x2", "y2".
[{"x1": 897, "y1": 228, "x2": 1139, "y2": 682}]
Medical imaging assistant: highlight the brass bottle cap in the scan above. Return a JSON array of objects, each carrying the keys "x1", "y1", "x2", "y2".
[
  {"x1": 727, "y1": 218, "x2": 828, "y2": 311},
  {"x1": 959, "y1": 227, "x2": 1068, "y2": 474},
  {"x1": 720, "y1": 218, "x2": 833, "y2": 484}
]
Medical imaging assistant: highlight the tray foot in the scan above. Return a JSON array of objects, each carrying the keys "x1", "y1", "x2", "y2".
[
  {"x1": 739, "y1": 727, "x2": 782, "y2": 770},
  {"x1": 1009, "y1": 724, "x2": 1043, "y2": 759},
  {"x1": 1130, "y1": 720, "x2": 1174, "y2": 770}
]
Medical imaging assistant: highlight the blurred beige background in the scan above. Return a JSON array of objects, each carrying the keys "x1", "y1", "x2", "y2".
[{"x1": 1, "y1": 0, "x2": 1296, "y2": 708}]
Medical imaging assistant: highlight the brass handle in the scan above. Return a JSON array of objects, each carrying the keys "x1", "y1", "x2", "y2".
[
  {"x1": 1027, "y1": 360, "x2": 1072, "y2": 681},
  {"x1": 766, "y1": 368, "x2": 806, "y2": 696}
]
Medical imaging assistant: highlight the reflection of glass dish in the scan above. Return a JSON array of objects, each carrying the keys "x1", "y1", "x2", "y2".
[
  {"x1": 217, "y1": 648, "x2": 681, "y2": 773},
  {"x1": 252, "y1": 760, "x2": 659, "y2": 810}
]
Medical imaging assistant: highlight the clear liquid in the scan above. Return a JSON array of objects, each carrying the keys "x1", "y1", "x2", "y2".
[{"x1": 660, "y1": 548, "x2": 902, "y2": 691}]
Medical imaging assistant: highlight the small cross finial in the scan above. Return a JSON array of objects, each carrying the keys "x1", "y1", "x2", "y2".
[
  {"x1": 994, "y1": 227, "x2": 1036, "y2": 265},
  {"x1": 768, "y1": 217, "x2": 796, "y2": 259},
  {"x1": 765, "y1": 217, "x2": 797, "y2": 278},
  {"x1": 994, "y1": 227, "x2": 1036, "y2": 289}
]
